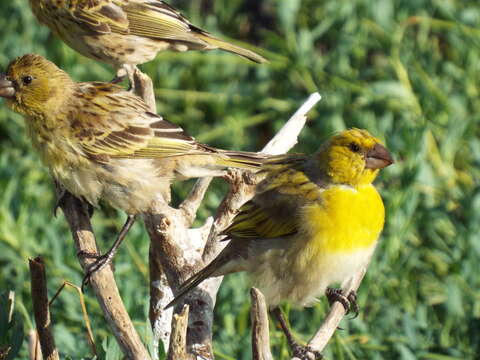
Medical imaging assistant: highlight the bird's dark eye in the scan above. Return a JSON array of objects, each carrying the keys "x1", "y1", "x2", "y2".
[
  {"x1": 349, "y1": 142, "x2": 360, "y2": 153},
  {"x1": 22, "y1": 76, "x2": 33, "y2": 85}
]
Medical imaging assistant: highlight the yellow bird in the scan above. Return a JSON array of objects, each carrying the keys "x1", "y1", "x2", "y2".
[
  {"x1": 29, "y1": 0, "x2": 267, "y2": 83},
  {"x1": 167, "y1": 128, "x2": 393, "y2": 358},
  {"x1": 0, "y1": 53, "x2": 266, "y2": 283}
]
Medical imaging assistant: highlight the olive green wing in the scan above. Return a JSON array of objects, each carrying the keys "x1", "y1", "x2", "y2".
[
  {"x1": 42, "y1": 0, "x2": 130, "y2": 35},
  {"x1": 225, "y1": 159, "x2": 321, "y2": 240},
  {"x1": 121, "y1": 0, "x2": 209, "y2": 43},
  {"x1": 122, "y1": 1, "x2": 267, "y2": 62},
  {"x1": 68, "y1": 0, "x2": 129, "y2": 34},
  {"x1": 74, "y1": 83, "x2": 211, "y2": 161},
  {"x1": 225, "y1": 200, "x2": 298, "y2": 239}
]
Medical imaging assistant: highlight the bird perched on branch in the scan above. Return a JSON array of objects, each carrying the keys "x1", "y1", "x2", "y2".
[
  {"x1": 167, "y1": 128, "x2": 393, "y2": 359},
  {"x1": 29, "y1": 0, "x2": 267, "y2": 84},
  {"x1": 0, "y1": 53, "x2": 266, "y2": 284}
]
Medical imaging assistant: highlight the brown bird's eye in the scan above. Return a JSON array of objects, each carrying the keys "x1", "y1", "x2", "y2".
[
  {"x1": 22, "y1": 76, "x2": 33, "y2": 85},
  {"x1": 349, "y1": 142, "x2": 360, "y2": 153}
]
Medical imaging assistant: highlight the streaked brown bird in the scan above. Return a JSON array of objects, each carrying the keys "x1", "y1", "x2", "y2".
[
  {"x1": 29, "y1": 0, "x2": 267, "y2": 83},
  {"x1": 0, "y1": 53, "x2": 266, "y2": 283}
]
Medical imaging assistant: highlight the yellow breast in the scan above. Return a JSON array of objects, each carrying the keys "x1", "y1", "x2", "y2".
[{"x1": 302, "y1": 184, "x2": 385, "y2": 253}]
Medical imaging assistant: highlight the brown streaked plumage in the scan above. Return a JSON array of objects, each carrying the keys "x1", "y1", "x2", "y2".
[
  {"x1": 0, "y1": 53, "x2": 266, "y2": 281},
  {"x1": 0, "y1": 53, "x2": 265, "y2": 212},
  {"x1": 29, "y1": 0, "x2": 267, "y2": 82}
]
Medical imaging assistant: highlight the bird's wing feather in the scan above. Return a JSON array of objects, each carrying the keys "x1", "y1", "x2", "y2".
[
  {"x1": 48, "y1": 0, "x2": 130, "y2": 34},
  {"x1": 74, "y1": 83, "x2": 211, "y2": 161},
  {"x1": 225, "y1": 157, "x2": 321, "y2": 240},
  {"x1": 121, "y1": 0, "x2": 208, "y2": 42}
]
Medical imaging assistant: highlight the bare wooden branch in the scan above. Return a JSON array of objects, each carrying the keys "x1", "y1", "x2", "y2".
[
  {"x1": 7, "y1": 291, "x2": 14, "y2": 322},
  {"x1": 59, "y1": 192, "x2": 151, "y2": 360},
  {"x1": 261, "y1": 93, "x2": 322, "y2": 155},
  {"x1": 29, "y1": 257, "x2": 59, "y2": 360},
  {"x1": 133, "y1": 67, "x2": 156, "y2": 112},
  {"x1": 145, "y1": 207, "x2": 216, "y2": 359},
  {"x1": 250, "y1": 288, "x2": 273, "y2": 360},
  {"x1": 167, "y1": 305, "x2": 193, "y2": 360},
  {"x1": 179, "y1": 178, "x2": 213, "y2": 226},
  {"x1": 28, "y1": 330, "x2": 42, "y2": 360}
]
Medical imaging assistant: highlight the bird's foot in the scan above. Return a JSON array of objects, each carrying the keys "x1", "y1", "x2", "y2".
[
  {"x1": 325, "y1": 288, "x2": 359, "y2": 318},
  {"x1": 271, "y1": 307, "x2": 323, "y2": 359},
  {"x1": 290, "y1": 342, "x2": 322, "y2": 360},
  {"x1": 78, "y1": 251, "x2": 115, "y2": 291},
  {"x1": 112, "y1": 65, "x2": 136, "y2": 91},
  {"x1": 110, "y1": 74, "x2": 126, "y2": 84}
]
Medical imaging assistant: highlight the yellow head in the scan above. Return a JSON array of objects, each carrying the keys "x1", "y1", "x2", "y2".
[
  {"x1": 0, "y1": 53, "x2": 75, "y2": 118},
  {"x1": 314, "y1": 128, "x2": 393, "y2": 186}
]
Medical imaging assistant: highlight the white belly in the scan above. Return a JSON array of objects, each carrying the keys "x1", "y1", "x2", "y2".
[
  {"x1": 247, "y1": 245, "x2": 376, "y2": 307},
  {"x1": 55, "y1": 158, "x2": 170, "y2": 214}
]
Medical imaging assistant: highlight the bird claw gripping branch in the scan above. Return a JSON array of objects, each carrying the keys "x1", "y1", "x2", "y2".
[{"x1": 325, "y1": 287, "x2": 360, "y2": 319}]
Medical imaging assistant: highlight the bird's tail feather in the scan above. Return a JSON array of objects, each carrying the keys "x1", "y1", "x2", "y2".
[
  {"x1": 195, "y1": 33, "x2": 268, "y2": 64},
  {"x1": 165, "y1": 257, "x2": 226, "y2": 309},
  {"x1": 215, "y1": 150, "x2": 267, "y2": 170}
]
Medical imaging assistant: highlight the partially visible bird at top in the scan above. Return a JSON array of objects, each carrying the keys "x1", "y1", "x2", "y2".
[
  {"x1": 29, "y1": 0, "x2": 268, "y2": 84},
  {"x1": 0, "y1": 53, "x2": 267, "y2": 285},
  {"x1": 166, "y1": 128, "x2": 394, "y2": 359}
]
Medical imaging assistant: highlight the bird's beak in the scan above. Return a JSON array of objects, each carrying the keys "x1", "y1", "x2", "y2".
[
  {"x1": 365, "y1": 143, "x2": 394, "y2": 169},
  {"x1": 0, "y1": 73, "x2": 15, "y2": 99}
]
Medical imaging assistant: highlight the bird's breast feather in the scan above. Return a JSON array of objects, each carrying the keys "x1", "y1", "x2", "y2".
[{"x1": 301, "y1": 184, "x2": 385, "y2": 253}]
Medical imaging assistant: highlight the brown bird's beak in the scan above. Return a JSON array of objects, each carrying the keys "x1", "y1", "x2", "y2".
[
  {"x1": 0, "y1": 73, "x2": 15, "y2": 98},
  {"x1": 365, "y1": 143, "x2": 394, "y2": 169}
]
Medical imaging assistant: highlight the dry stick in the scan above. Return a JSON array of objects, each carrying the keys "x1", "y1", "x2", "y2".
[
  {"x1": 59, "y1": 192, "x2": 151, "y2": 360},
  {"x1": 167, "y1": 305, "x2": 193, "y2": 360},
  {"x1": 133, "y1": 67, "x2": 156, "y2": 113},
  {"x1": 28, "y1": 330, "x2": 42, "y2": 360},
  {"x1": 29, "y1": 257, "x2": 59, "y2": 360},
  {"x1": 250, "y1": 288, "x2": 273, "y2": 360}
]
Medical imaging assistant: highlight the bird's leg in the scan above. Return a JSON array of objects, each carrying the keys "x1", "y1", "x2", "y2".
[
  {"x1": 111, "y1": 64, "x2": 136, "y2": 90},
  {"x1": 111, "y1": 66, "x2": 128, "y2": 84},
  {"x1": 53, "y1": 184, "x2": 66, "y2": 217},
  {"x1": 80, "y1": 214, "x2": 137, "y2": 290},
  {"x1": 325, "y1": 287, "x2": 359, "y2": 319},
  {"x1": 271, "y1": 307, "x2": 322, "y2": 360},
  {"x1": 127, "y1": 65, "x2": 137, "y2": 91}
]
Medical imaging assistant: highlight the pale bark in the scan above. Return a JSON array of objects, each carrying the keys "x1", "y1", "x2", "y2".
[
  {"x1": 250, "y1": 288, "x2": 273, "y2": 360},
  {"x1": 60, "y1": 193, "x2": 151, "y2": 360}
]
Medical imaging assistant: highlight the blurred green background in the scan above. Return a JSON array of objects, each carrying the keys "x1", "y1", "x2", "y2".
[{"x1": 1, "y1": 0, "x2": 480, "y2": 359}]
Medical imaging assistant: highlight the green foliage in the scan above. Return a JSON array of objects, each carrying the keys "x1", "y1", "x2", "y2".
[
  {"x1": 0, "y1": 293, "x2": 24, "y2": 360},
  {"x1": 1, "y1": 0, "x2": 479, "y2": 359}
]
